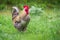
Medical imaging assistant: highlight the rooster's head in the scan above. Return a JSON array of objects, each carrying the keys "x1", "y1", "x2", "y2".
[{"x1": 24, "y1": 5, "x2": 29, "y2": 15}]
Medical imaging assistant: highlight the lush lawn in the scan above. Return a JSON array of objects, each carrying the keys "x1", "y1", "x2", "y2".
[{"x1": 0, "y1": 9, "x2": 60, "y2": 40}]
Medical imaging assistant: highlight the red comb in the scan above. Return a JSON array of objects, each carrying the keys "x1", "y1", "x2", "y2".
[{"x1": 23, "y1": 5, "x2": 29, "y2": 9}]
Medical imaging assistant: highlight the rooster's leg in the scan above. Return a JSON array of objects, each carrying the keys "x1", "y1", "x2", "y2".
[{"x1": 22, "y1": 26, "x2": 27, "y2": 31}]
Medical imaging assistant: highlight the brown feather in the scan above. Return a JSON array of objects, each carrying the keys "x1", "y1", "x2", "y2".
[{"x1": 12, "y1": 7, "x2": 30, "y2": 31}]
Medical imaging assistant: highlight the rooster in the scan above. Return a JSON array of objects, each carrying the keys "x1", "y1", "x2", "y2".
[{"x1": 12, "y1": 5, "x2": 30, "y2": 31}]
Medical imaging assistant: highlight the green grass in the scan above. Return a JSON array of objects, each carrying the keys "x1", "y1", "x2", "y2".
[{"x1": 0, "y1": 9, "x2": 60, "y2": 40}]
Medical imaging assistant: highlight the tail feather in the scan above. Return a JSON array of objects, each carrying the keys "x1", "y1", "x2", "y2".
[
  {"x1": 12, "y1": 6, "x2": 19, "y2": 19},
  {"x1": 12, "y1": 6, "x2": 19, "y2": 13}
]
